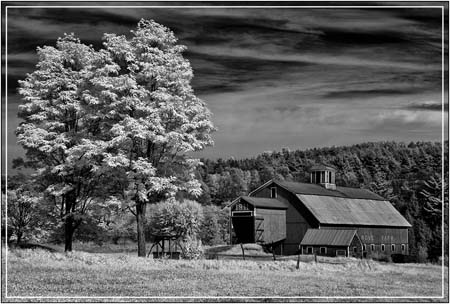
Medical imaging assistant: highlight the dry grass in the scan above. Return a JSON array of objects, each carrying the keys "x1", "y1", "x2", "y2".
[{"x1": 3, "y1": 247, "x2": 448, "y2": 302}]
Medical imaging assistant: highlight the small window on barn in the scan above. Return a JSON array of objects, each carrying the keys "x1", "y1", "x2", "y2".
[
  {"x1": 371, "y1": 244, "x2": 375, "y2": 251},
  {"x1": 381, "y1": 244, "x2": 385, "y2": 252},
  {"x1": 320, "y1": 247, "x2": 326, "y2": 254},
  {"x1": 271, "y1": 187, "x2": 277, "y2": 198},
  {"x1": 336, "y1": 250, "x2": 346, "y2": 257},
  {"x1": 353, "y1": 247, "x2": 357, "y2": 253},
  {"x1": 307, "y1": 247, "x2": 313, "y2": 254},
  {"x1": 401, "y1": 244, "x2": 406, "y2": 253},
  {"x1": 391, "y1": 244, "x2": 395, "y2": 252}
]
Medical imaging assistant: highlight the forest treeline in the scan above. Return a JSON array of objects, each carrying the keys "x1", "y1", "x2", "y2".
[
  {"x1": 194, "y1": 141, "x2": 448, "y2": 262},
  {"x1": 4, "y1": 141, "x2": 448, "y2": 262}
]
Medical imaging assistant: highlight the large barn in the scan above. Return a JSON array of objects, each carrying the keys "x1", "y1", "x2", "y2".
[{"x1": 228, "y1": 165, "x2": 411, "y2": 257}]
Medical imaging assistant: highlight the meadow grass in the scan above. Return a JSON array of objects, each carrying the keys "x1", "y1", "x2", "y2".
[{"x1": 3, "y1": 247, "x2": 448, "y2": 302}]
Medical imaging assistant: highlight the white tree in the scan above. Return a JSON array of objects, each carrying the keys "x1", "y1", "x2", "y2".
[
  {"x1": 86, "y1": 19, "x2": 215, "y2": 256},
  {"x1": 16, "y1": 34, "x2": 112, "y2": 251}
]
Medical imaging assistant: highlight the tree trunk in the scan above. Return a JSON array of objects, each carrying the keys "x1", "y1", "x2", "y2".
[
  {"x1": 64, "y1": 192, "x2": 77, "y2": 252},
  {"x1": 16, "y1": 231, "x2": 22, "y2": 245},
  {"x1": 136, "y1": 202, "x2": 147, "y2": 257},
  {"x1": 64, "y1": 215, "x2": 75, "y2": 252}
]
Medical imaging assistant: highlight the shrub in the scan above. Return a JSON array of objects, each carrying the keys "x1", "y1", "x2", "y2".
[
  {"x1": 147, "y1": 199, "x2": 204, "y2": 239},
  {"x1": 417, "y1": 246, "x2": 429, "y2": 263},
  {"x1": 391, "y1": 254, "x2": 406, "y2": 263},
  {"x1": 180, "y1": 235, "x2": 204, "y2": 260},
  {"x1": 369, "y1": 251, "x2": 392, "y2": 263},
  {"x1": 199, "y1": 205, "x2": 223, "y2": 245}
]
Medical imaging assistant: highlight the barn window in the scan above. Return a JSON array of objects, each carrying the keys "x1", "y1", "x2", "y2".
[
  {"x1": 336, "y1": 250, "x2": 346, "y2": 257},
  {"x1": 401, "y1": 244, "x2": 406, "y2": 253},
  {"x1": 307, "y1": 247, "x2": 313, "y2": 254},
  {"x1": 320, "y1": 247, "x2": 327, "y2": 254},
  {"x1": 391, "y1": 244, "x2": 395, "y2": 252},
  {"x1": 381, "y1": 244, "x2": 385, "y2": 252},
  {"x1": 353, "y1": 247, "x2": 357, "y2": 253},
  {"x1": 271, "y1": 187, "x2": 277, "y2": 198},
  {"x1": 371, "y1": 244, "x2": 375, "y2": 251}
]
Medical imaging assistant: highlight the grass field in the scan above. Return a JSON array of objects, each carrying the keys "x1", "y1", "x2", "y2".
[{"x1": 3, "y1": 246, "x2": 448, "y2": 302}]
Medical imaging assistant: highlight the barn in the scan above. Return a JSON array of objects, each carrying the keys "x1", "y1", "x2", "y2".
[{"x1": 229, "y1": 165, "x2": 412, "y2": 257}]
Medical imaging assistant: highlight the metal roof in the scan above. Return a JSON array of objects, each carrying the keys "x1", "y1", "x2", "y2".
[
  {"x1": 276, "y1": 180, "x2": 385, "y2": 200},
  {"x1": 240, "y1": 196, "x2": 289, "y2": 210},
  {"x1": 297, "y1": 194, "x2": 412, "y2": 227},
  {"x1": 300, "y1": 229, "x2": 357, "y2": 246}
]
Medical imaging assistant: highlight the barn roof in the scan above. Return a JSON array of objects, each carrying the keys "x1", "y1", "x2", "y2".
[
  {"x1": 275, "y1": 180, "x2": 385, "y2": 200},
  {"x1": 297, "y1": 194, "x2": 412, "y2": 227},
  {"x1": 300, "y1": 229, "x2": 358, "y2": 246},
  {"x1": 240, "y1": 196, "x2": 289, "y2": 210}
]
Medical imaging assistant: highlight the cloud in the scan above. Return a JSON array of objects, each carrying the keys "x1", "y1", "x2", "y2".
[
  {"x1": 323, "y1": 88, "x2": 426, "y2": 99},
  {"x1": 4, "y1": 6, "x2": 446, "y2": 164},
  {"x1": 405, "y1": 101, "x2": 449, "y2": 112},
  {"x1": 188, "y1": 45, "x2": 441, "y2": 71}
]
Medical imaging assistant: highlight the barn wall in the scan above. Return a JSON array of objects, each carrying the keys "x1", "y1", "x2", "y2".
[
  {"x1": 255, "y1": 208, "x2": 286, "y2": 244},
  {"x1": 301, "y1": 245, "x2": 349, "y2": 257},
  {"x1": 252, "y1": 183, "x2": 318, "y2": 254},
  {"x1": 349, "y1": 235, "x2": 363, "y2": 258},
  {"x1": 321, "y1": 225, "x2": 409, "y2": 255}
]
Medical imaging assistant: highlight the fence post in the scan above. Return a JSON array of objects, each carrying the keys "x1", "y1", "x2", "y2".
[
  {"x1": 314, "y1": 253, "x2": 317, "y2": 263},
  {"x1": 240, "y1": 243, "x2": 245, "y2": 260},
  {"x1": 296, "y1": 253, "x2": 300, "y2": 269},
  {"x1": 271, "y1": 242, "x2": 276, "y2": 261}
]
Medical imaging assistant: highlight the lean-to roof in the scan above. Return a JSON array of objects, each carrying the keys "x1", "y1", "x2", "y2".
[{"x1": 300, "y1": 229, "x2": 358, "y2": 246}]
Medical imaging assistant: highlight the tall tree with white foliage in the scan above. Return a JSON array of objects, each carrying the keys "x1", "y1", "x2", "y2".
[
  {"x1": 16, "y1": 34, "x2": 112, "y2": 251},
  {"x1": 88, "y1": 19, "x2": 215, "y2": 256}
]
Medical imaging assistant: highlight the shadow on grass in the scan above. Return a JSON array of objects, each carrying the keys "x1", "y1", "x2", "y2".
[{"x1": 14, "y1": 242, "x2": 60, "y2": 252}]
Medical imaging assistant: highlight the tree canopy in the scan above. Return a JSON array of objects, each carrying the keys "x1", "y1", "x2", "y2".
[{"x1": 16, "y1": 19, "x2": 215, "y2": 255}]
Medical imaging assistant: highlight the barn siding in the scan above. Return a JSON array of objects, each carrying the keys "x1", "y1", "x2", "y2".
[
  {"x1": 301, "y1": 245, "x2": 349, "y2": 257},
  {"x1": 253, "y1": 183, "x2": 318, "y2": 254},
  {"x1": 321, "y1": 225, "x2": 409, "y2": 255},
  {"x1": 255, "y1": 208, "x2": 286, "y2": 244},
  {"x1": 349, "y1": 234, "x2": 363, "y2": 258}
]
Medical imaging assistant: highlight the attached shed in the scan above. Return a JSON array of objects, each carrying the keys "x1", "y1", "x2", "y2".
[
  {"x1": 229, "y1": 196, "x2": 288, "y2": 245},
  {"x1": 300, "y1": 229, "x2": 363, "y2": 258}
]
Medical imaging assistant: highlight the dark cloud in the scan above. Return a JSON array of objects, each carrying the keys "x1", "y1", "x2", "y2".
[
  {"x1": 319, "y1": 28, "x2": 409, "y2": 45},
  {"x1": 323, "y1": 88, "x2": 426, "y2": 99},
  {"x1": 406, "y1": 102, "x2": 449, "y2": 112}
]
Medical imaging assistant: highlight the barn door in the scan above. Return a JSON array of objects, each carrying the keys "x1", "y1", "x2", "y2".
[{"x1": 255, "y1": 216, "x2": 264, "y2": 244}]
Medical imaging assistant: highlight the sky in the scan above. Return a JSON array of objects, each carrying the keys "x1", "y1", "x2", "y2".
[{"x1": 3, "y1": 3, "x2": 449, "y2": 172}]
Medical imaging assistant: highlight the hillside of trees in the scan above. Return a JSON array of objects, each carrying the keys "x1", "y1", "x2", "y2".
[
  {"x1": 195, "y1": 141, "x2": 448, "y2": 262},
  {"x1": 3, "y1": 140, "x2": 448, "y2": 262}
]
